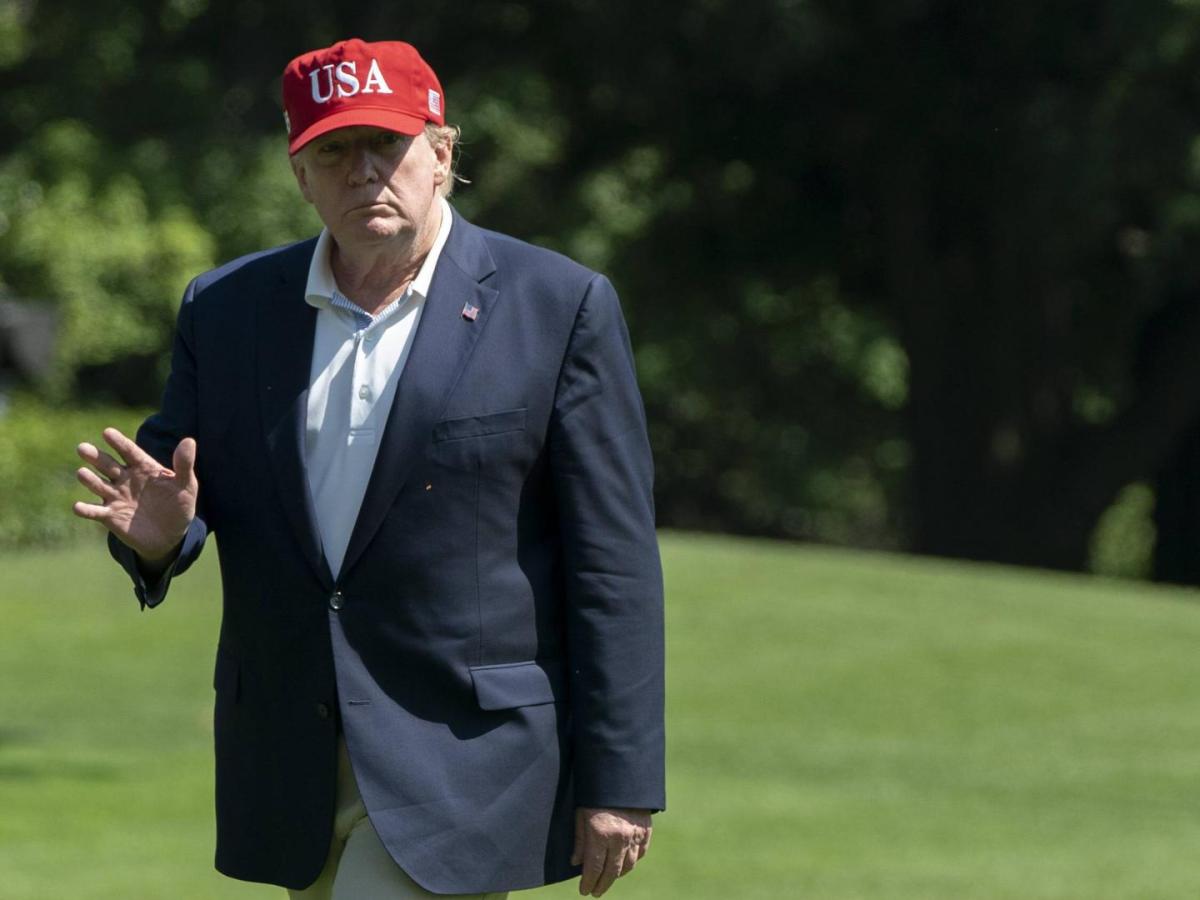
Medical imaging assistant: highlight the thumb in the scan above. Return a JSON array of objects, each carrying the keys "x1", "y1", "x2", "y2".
[
  {"x1": 172, "y1": 437, "x2": 198, "y2": 485},
  {"x1": 571, "y1": 809, "x2": 585, "y2": 866}
]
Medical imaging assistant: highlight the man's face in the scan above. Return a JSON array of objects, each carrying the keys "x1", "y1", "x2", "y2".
[{"x1": 290, "y1": 125, "x2": 449, "y2": 251}]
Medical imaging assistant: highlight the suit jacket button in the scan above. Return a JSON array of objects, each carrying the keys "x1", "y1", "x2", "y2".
[
  {"x1": 329, "y1": 591, "x2": 344, "y2": 611},
  {"x1": 316, "y1": 702, "x2": 331, "y2": 720}
]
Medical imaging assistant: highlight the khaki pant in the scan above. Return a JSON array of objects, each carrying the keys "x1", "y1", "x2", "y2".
[{"x1": 287, "y1": 739, "x2": 508, "y2": 900}]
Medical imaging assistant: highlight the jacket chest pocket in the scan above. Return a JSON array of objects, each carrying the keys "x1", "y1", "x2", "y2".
[{"x1": 428, "y1": 408, "x2": 529, "y2": 475}]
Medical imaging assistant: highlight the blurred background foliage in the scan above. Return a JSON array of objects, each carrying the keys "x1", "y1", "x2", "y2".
[{"x1": 2, "y1": 0, "x2": 1200, "y2": 581}]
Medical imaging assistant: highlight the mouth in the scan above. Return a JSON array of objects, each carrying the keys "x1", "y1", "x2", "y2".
[{"x1": 348, "y1": 202, "x2": 393, "y2": 214}]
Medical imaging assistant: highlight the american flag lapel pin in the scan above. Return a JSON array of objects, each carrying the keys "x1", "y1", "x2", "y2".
[{"x1": 461, "y1": 302, "x2": 480, "y2": 322}]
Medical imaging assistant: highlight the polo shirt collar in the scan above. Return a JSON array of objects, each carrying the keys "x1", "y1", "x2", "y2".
[{"x1": 304, "y1": 195, "x2": 454, "y2": 310}]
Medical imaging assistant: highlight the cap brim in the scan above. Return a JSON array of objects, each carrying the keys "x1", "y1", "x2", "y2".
[{"x1": 289, "y1": 107, "x2": 428, "y2": 154}]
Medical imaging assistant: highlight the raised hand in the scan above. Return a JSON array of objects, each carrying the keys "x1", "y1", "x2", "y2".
[
  {"x1": 572, "y1": 807, "x2": 653, "y2": 897},
  {"x1": 73, "y1": 427, "x2": 198, "y2": 565}
]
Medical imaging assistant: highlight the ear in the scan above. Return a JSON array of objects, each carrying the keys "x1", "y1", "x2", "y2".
[
  {"x1": 432, "y1": 139, "x2": 452, "y2": 186},
  {"x1": 290, "y1": 154, "x2": 314, "y2": 203}
]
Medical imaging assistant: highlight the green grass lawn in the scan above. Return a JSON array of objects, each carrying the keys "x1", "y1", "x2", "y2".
[{"x1": 3, "y1": 531, "x2": 1200, "y2": 899}]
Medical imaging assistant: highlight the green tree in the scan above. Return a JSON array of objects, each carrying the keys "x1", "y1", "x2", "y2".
[{"x1": 7, "y1": 0, "x2": 1200, "y2": 574}]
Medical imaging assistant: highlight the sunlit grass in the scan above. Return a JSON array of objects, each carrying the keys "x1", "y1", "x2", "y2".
[{"x1": 2, "y1": 533, "x2": 1199, "y2": 898}]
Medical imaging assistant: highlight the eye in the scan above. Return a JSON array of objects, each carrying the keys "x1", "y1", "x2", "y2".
[
  {"x1": 312, "y1": 139, "x2": 346, "y2": 165},
  {"x1": 373, "y1": 132, "x2": 408, "y2": 150}
]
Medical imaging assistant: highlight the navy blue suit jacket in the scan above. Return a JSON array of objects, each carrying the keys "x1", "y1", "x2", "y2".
[{"x1": 110, "y1": 209, "x2": 665, "y2": 893}]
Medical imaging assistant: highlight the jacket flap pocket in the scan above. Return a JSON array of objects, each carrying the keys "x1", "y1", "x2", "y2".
[
  {"x1": 213, "y1": 648, "x2": 240, "y2": 700},
  {"x1": 433, "y1": 408, "x2": 526, "y2": 442},
  {"x1": 470, "y1": 659, "x2": 564, "y2": 710}
]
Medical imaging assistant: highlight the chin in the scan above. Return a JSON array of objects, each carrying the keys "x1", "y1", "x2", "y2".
[{"x1": 353, "y1": 219, "x2": 410, "y2": 242}]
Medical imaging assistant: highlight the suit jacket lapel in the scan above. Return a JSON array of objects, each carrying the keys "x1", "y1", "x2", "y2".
[
  {"x1": 257, "y1": 239, "x2": 335, "y2": 590},
  {"x1": 339, "y1": 212, "x2": 499, "y2": 578}
]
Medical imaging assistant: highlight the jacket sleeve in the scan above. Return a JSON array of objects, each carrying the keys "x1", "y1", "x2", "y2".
[
  {"x1": 108, "y1": 277, "x2": 211, "y2": 610},
  {"x1": 549, "y1": 273, "x2": 666, "y2": 812}
]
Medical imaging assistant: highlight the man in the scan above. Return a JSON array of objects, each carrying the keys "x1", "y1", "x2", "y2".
[{"x1": 72, "y1": 38, "x2": 664, "y2": 900}]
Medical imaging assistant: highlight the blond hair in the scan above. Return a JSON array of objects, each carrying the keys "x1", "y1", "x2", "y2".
[{"x1": 425, "y1": 123, "x2": 467, "y2": 198}]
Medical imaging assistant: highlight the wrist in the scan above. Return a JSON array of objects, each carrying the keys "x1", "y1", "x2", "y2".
[{"x1": 135, "y1": 537, "x2": 184, "y2": 576}]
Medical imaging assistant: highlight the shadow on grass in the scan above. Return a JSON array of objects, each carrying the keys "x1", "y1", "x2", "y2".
[
  {"x1": 0, "y1": 732, "x2": 125, "y2": 782},
  {"x1": 0, "y1": 759, "x2": 125, "y2": 781}
]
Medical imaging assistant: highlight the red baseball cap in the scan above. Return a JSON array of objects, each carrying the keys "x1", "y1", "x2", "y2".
[{"x1": 282, "y1": 38, "x2": 445, "y2": 154}]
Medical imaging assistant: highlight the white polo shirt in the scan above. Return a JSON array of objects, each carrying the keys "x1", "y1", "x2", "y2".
[{"x1": 303, "y1": 197, "x2": 453, "y2": 578}]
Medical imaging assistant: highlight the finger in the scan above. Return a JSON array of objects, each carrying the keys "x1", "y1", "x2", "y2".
[
  {"x1": 642, "y1": 825, "x2": 652, "y2": 855},
  {"x1": 172, "y1": 437, "x2": 197, "y2": 485},
  {"x1": 76, "y1": 467, "x2": 119, "y2": 501},
  {"x1": 618, "y1": 843, "x2": 637, "y2": 876},
  {"x1": 77, "y1": 443, "x2": 124, "y2": 480},
  {"x1": 76, "y1": 444, "x2": 111, "y2": 472},
  {"x1": 72, "y1": 500, "x2": 113, "y2": 522},
  {"x1": 590, "y1": 846, "x2": 622, "y2": 897},
  {"x1": 579, "y1": 845, "x2": 606, "y2": 896},
  {"x1": 632, "y1": 826, "x2": 650, "y2": 862},
  {"x1": 571, "y1": 810, "x2": 585, "y2": 867},
  {"x1": 78, "y1": 448, "x2": 125, "y2": 487},
  {"x1": 103, "y1": 427, "x2": 148, "y2": 467}
]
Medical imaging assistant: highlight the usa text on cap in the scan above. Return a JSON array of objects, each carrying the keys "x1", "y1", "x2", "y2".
[{"x1": 282, "y1": 38, "x2": 445, "y2": 155}]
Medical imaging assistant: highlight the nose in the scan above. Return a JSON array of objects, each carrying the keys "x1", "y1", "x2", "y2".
[{"x1": 346, "y1": 144, "x2": 378, "y2": 186}]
